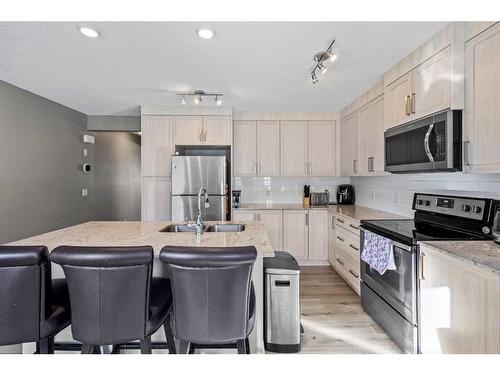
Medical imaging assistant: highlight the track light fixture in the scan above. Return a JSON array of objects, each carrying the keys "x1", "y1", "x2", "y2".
[
  {"x1": 311, "y1": 39, "x2": 337, "y2": 84},
  {"x1": 178, "y1": 90, "x2": 223, "y2": 105}
]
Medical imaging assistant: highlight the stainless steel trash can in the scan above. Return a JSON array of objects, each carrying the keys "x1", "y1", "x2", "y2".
[{"x1": 264, "y1": 251, "x2": 301, "y2": 353}]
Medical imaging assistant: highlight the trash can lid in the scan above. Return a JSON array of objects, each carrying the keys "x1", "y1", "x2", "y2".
[{"x1": 264, "y1": 251, "x2": 300, "y2": 275}]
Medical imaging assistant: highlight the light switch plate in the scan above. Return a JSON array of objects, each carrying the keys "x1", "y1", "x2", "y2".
[
  {"x1": 83, "y1": 148, "x2": 88, "y2": 157},
  {"x1": 81, "y1": 188, "x2": 88, "y2": 197}
]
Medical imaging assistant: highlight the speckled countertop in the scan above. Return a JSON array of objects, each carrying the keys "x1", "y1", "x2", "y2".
[
  {"x1": 420, "y1": 240, "x2": 500, "y2": 276},
  {"x1": 329, "y1": 205, "x2": 407, "y2": 221},
  {"x1": 7, "y1": 221, "x2": 275, "y2": 257},
  {"x1": 236, "y1": 203, "x2": 331, "y2": 210}
]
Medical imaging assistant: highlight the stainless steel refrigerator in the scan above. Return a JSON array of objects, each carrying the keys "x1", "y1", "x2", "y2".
[{"x1": 171, "y1": 156, "x2": 227, "y2": 221}]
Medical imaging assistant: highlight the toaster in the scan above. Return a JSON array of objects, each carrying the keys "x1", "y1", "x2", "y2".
[
  {"x1": 337, "y1": 184, "x2": 355, "y2": 205},
  {"x1": 310, "y1": 191, "x2": 329, "y2": 206}
]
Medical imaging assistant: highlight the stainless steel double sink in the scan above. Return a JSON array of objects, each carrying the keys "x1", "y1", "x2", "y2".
[{"x1": 160, "y1": 223, "x2": 245, "y2": 233}]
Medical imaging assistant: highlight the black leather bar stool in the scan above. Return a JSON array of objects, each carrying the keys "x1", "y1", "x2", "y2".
[
  {"x1": 159, "y1": 246, "x2": 257, "y2": 354},
  {"x1": 0, "y1": 246, "x2": 71, "y2": 354},
  {"x1": 50, "y1": 246, "x2": 175, "y2": 354}
]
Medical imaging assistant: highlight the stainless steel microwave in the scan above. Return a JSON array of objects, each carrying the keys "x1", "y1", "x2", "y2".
[{"x1": 384, "y1": 110, "x2": 462, "y2": 173}]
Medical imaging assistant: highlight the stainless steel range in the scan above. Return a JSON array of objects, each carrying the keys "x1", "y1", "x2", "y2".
[{"x1": 360, "y1": 193, "x2": 500, "y2": 353}]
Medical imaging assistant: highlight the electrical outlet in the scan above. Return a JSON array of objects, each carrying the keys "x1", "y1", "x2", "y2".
[{"x1": 81, "y1": 188, "x2": 88, "y2": 197}]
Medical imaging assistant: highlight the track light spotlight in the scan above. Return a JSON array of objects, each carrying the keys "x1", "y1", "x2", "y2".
[
  {"x1": 176, "y1": 90, "x2": 223, "y2": 105},
  {"x1": 215, "y1": 96, "x2": 222, "y2": 106},
  {"x1": 181, "y1": 95, "x2": 186, "y2": 105},
  {"x1": 318, "y1": 63, "x2": 327, "y2": 74},
  {"x1": 311, "y1": 73, "x2": 319, "y2": 84}
]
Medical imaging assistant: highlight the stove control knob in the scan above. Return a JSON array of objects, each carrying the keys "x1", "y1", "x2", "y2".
[
  {"x1": 472, "y1": 206, "x2": 482, "y2": 214},
  {"x1": 417, "y1": 199, "x2": 424, "y2": 205},
  {"x1": 461, "y1": 204, "x2": 471, "y2": 212},
  {"x1": 424, "y1": 200, "x2": 431, "y2": 206}
]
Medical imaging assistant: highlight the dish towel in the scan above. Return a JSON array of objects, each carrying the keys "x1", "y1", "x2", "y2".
[{"x1": 361, "y1": 230, "x2": 397, "y2": 275}]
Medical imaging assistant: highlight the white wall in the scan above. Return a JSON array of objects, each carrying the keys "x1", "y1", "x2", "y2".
[
  {"x1": 234, "y1": 176, "x2": 350, "y2": 205},
  {"x1": 352, "y1": 173, "x2": 500, "y2": 217}
]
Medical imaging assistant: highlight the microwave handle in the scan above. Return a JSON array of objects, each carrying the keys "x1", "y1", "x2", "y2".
[{"x1": 424, "y1": 124, "x2": 435, "y2": 164}]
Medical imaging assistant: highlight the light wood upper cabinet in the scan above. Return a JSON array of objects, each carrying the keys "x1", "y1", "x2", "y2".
[
  {"x1": 419, "y1": 245, "x2": 500, "y2": 354},
  {"x1": 141, "y1": 177, "x2": 171, "y2": 221},
  {"x1": 412, "y1": 45, "x2": 453, "y2": 118},
  {"x1": 174, "y1": 115, "x2": 203, "y2": 145},
  {"x1": 465, "y1": 22, "x2": 500, "y2": 173},
  {"x1": 259, "y1": 210, "x2": 283, "y2": 251},
  {"x1": 141, "y1": 115, "x2": 174, "y2": 177},
  {"x1": 340, "y1": 111, "x2": 360, "y2": 176},
  {"x1": 281, "y1": 121, "x2": 308, "y2": 177},
  {"x1": 308, "y1": 121, "x2": 336, "y2": 176},
  {"x1": 203, "y1": 116, "x2": 232, "y2": 145},
  {"x1": 385, "y1": 71, "x2": 413, "y2": 129},
  {"x1": 256, "y1": 121, "x2": 280, "y2": 176},
  {"x1": 308, "y1": 210, "x2": 328, "y2": 261},
  {"x1": 174, "y1": 115, "x2": 231, "y2": 146},
  {"x1": 283, "y1": 210, "x2": 308, "y2": 262},
  {"x1": 234, "y1": 121, "x2": 257, "y2": 176},
  {"x1": 358, "y1": 95, "x2": 386, "y2": 175}
]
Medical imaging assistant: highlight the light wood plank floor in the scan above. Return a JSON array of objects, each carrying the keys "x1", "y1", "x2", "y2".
[{"x1": 300, "y1": 266, "x2": 402, "y2": 354}]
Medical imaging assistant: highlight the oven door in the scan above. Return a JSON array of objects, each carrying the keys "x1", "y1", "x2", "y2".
[
  {"x1": 385, "y1": 110, "x2": 458, "y2": 173},
  {"x1": 360, "y1": 228, "x2": 417, "y2": 325}
]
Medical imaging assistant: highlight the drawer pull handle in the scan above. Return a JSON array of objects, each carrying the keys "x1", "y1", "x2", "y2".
[
  {"x1": 349, "y1": 224, "x2": 359, "y2": 230},
  {"x1": 336, "y1": 257, "x2": 345, "y2": 266},
  {"x1": 349, "y1": 270, "x2": 359, "y2": 278},
  {"x1": 349, "y1": 244, "x2": 359, "y2": 251},
  {"x1": 337, "y1": 218, "x2": 345, "y2": 223},
  {"x1": 275, "y1": 280, "x2": 291, "y2": 287},
  {"x1": 336, "y1": 236, "x2": 345, "y2": 242}
]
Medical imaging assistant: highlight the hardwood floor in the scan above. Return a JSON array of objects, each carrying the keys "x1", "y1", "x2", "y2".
[{"x1": 300, "y1": 266, "x2": 402, "y2": 354}]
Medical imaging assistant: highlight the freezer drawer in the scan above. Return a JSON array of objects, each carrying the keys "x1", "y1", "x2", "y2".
[
  {"x1": 171, "y1": 156, "x2": 226, "y2": 195},
  {"x1": 171, "y1": 195, "x2": 226, "y2": 221}
]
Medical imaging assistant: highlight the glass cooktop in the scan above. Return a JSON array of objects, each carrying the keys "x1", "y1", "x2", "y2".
[{"x1": 361, "y1": 219, "x2": 487, "y2": 245}]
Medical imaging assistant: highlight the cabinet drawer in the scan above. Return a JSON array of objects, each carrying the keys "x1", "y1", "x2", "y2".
[
  {"x1": 335, "y1": 227, "x2": 361, "y2": 262},
  {"x1": 334, "y1": 215, "x2": 361, "y2": 236},
  {"x1": 334, "y1": 252, "x2": 361, "y2": 295}
]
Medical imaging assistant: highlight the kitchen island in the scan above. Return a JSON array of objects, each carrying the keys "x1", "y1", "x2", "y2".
[{"x1": 8, "y1": 221, "x2": 274, "y2": 354}]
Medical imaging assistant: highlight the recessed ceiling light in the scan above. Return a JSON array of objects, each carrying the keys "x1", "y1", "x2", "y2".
[
  {"x1": 197, "y1": 29, "x2": 214, "y2": 40},
  {"x1": 79, "y1": 26, "x2": 99, "y2": 38}
]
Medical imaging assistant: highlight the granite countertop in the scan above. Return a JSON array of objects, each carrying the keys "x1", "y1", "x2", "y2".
[
  {"x1": 236, "y1": 203, "x2": 330, "y2": 210},
  {"x1": 420, "y1": 240, "x2": 500, "y2": 276},
  {"x1": 329, "y1": 204, "x2": 407, "y2": 221},
  {"x1": 7, "y1": 221, "x2": 275, "y2": 257}
]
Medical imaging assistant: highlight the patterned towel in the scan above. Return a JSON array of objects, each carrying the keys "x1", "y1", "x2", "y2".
[{"x1": 361, "y1": 230, "x2": 397, "y2": 275}]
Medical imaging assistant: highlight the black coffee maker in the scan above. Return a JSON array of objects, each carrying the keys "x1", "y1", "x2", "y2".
[{"x1": 337, "y1": 184, "x2": 355, "y2": 205}]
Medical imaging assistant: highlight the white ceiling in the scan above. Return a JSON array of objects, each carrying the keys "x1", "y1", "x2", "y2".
[{"x1": 0, "y1": 22, "x2": 447, "y2": 115}]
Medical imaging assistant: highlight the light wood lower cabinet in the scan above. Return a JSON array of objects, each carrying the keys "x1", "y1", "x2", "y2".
[
  {"x1": 465, "y1": 22, "x2": 500, "y2": 173},
  {"x1": 327, "y1": 213, "x2": 336, "y2": 266},
  {"x1": 283, "y1": 210, "x2": 309, "y2": 262},
  {"x1": 419, "y1": 244, "x2": 500, "y2": 353},
  {"x1": 232, "y1": 209, "x2": 283, "y2": 251},
  {"x1": 141, "y1": 176, "x2": 171, "y2": 221}
]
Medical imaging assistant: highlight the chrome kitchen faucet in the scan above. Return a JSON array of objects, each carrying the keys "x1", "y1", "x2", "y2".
[{"x1": 196, "y1": 186, "x2": 210, "y2": 235}]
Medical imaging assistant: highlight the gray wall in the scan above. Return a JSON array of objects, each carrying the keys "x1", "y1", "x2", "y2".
[
  {"x1": 0, "y1": 80, "x2": 92, "y2": 244},
  {"x1": 87, "y1": 115, "x2": 140, "y2": 132},
  {"x1": 91, "y1": 132, "x2": 141, "y2": 221}
]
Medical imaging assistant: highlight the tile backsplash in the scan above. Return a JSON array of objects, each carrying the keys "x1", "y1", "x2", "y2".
[
  {"x1": 233, "y1": 177, "x2": 350, "y2": 204},
  {"x1": 352, "y1": 173, "x2": 500, "y2": 217}
]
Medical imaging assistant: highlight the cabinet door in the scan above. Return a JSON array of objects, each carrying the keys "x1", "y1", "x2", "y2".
[
  {"x1": 281, "y1": 121, "x2": 308, "y2": 176},
  {"x1": 385, "y1": 71, "x2": 413, "y2": 129},
  {"x1": 141, "y1": 177, "x2": 171, "y2": 221},
  {"x1": 328, "y1": 214, "x2": 336, "y2": 266},
  {"x1": 234, "y1": 121, "x2": 257, "y2": 176},
  {"x1": 357, "y1": 103, "x2": 372, "y2": 175},
  {"x1": 420, "y1": 246, "x2": 500, "y2": 353},
  {"x1": 257, "y1": 121, "x2": 280, "y2": 176},
  {"x1": 413, "y1": 45, "x2": 453, "y2": 118},
  {"x1": 465, "y1": 22, "x2": 500, "y2": 173},
  {"x1": 174, "y1": 116, "x2": 203, "y2": 145},
  {"x1": 341, "y1": 111, "x2": 359, "y2": 176},
  {"x1": 141, "y1": 115, "x2": 174, "y2": 177},
  {"x1": 232, "y1": 210, "x2": 257, "y2": 221},
  {"x1": 259, "y1": 210, "x2": 283, "y2": 251},
  {"x1": 283, "y1": 210, "x2": 308, "y2": 262},
  {"x1": 308, "y1": 210, "x2": 328, "y2": 262},
  {"x1": 308, "y1": 121, "x2": 336, "y2": 176},
  {"x1": 371, "y1": 95, "x2": 386, "y2": 173},
  {"x1": 203, "y1": 116, "x2": 232, "y2": 145}
]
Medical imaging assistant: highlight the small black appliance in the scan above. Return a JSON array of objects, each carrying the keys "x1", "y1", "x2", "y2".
[{"x1": 337, "y1": 184, "x2": 355, "y2": 205}]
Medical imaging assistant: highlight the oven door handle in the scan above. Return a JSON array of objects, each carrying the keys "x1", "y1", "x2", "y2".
[
  {"x1": 424, "y1": 123, "x2": 435, "y2": 164},
  {"x1": 361, "y1": 228, "x2": 413, "y2": 253}
]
